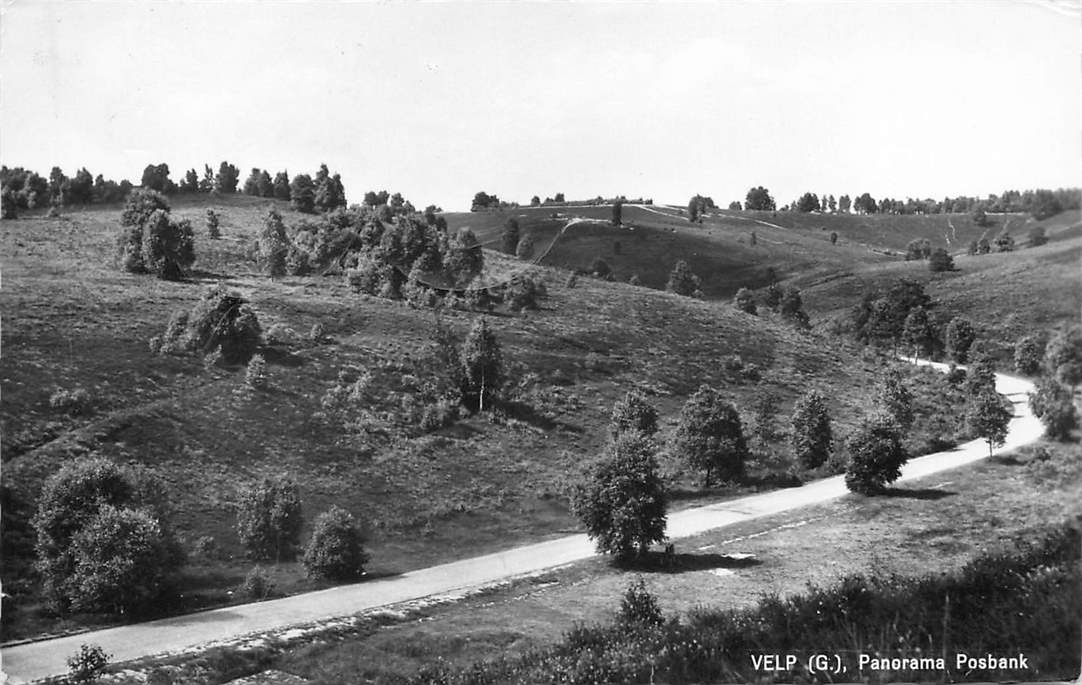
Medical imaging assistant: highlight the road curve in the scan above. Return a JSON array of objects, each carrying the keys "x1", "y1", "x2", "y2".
[{"x1": 1, "y1": 362, "x2": 1041, "y2": 683}]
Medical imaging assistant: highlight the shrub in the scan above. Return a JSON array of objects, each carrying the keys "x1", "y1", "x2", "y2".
[
  {"x1": 610, "y1": 390, "x2": 659, "y2": 439},
  {"x1": 505, "y1": 273, "x2": 544, "y2": 311},
  {"x1": 628, "y1": 274, "x2": 641, "y2": 286},
  {"x1": 789, "y1": 390, "x2": 832, "y2": 469},
  {"x1": 590, "y1": 257, "x2": 612, "y2": 279},
  {"x1": 618, "y1": 579, "x2": 664, "y2": 628},
  {"x1": 256, "y1": 208, "x2": 289, "y2": 276},
  {"x1": 928, "y1": 248, "x2": 954, "y2": 272},
  {"x1": 733, "y1": 287, "x2": 757, "y2": 314},
  {"x1": 671, "y1": 385, "x2": 748, "y2": 486},
  {"x1": 239, "y1": 565, "x2": 273, "y2": 600},
  {"x1": 844, "y1": 414, "x2": 908, "y2": 494},
  {"x1": 303, "y1": 506, "x2": 369, "y2": 581},
  {"x1": 1038, "y1": 396, "x2": 1079, "y2": 441},
  {"x1": 48, "y1": 387, "x2": 92, "y2": 416},
  {"x1": 309, "y1": 322, "x2": 325, "y2": 343},
  {"x1": 236, "y1": 476, "x2": 303, "y2": 562},
  {"x1": 751, "y1": 392, "x2": 780, "y2": 449},
  {"x1": 1044, "y1": 326, "x2": 1082, "y2": 390},
  {"x1": 205, "y1": 209, "x2": 220, "y2": 239},
  {"x1": 779, "y1": 287, "x2": 810, "y2": 328},
  {"x1": 571, "y1": 433, "x2": 667, "y2": 560},
  {"x1": 177, "y1": 286, "x2": 262, "y2": 364},
  {"x1": 67, "y1": 644, "x2": 110, "y2": 684},
  {"x1": 501, "y1": 218, "x2": 520, "y2": 255},
  {"x1": 1028, "y1": 225, "x2": 1048, "y2": 247},
  {"x1": 245, "y1": 354, "x2": 268, "y2": 389},
  {"x1": 33, "y1": 458, "x2": 181, "y2": 614},
  {"x1": 666, "y1": 260, "x2": 700, "y2": 296},
  {"x1": 1014, "y1": 334, "x2": 1046, "y2": 375},
  {"x1": 461, "y1": 318, "x2": 503, "y2": 412},
  {"x1": 515, "y1": 234, "x2": 536, "y2": 260},
  {"x1": 875, "y1": 367, "x2": 914, "y2": 431}
]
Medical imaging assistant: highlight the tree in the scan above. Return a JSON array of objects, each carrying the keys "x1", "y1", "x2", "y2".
[
  {"x1": 728, "y1": 201, "x2": 742, "y2": 210},
  {"x1": 1027, "y1": 225, "x2": 1048, "y2": 247},
  {"x1": 687, "y1": 196, "x2": 700, "y2": 223},
  {"x1": 303, "y1": 506, "x2": 368, "y2": 581},
  {"x1": 844, "y1": 414, "x2": 908, "y2": 494},
  {"x1": 530, "y1": 195, "x2": 541, "y2": 206},
  {"x1": 500, "y1": 217, "x2": 520, "y2": 255},
  {"x1": 666, "y1": 260, "x2": 700, "y2": 297},
  {"x1": 1044, "y1": 326, "x2": 1082, "y2": 391},
  {"x1": 117, "y1": 189, "x2": 194, "y2": 279},
  {"x1": 68, "y1": 505, "x2": 178, "y2": 614},
  {"x1": 273, "y1": 171, "x2": 291, "y2": 200},
  {"x1": 963, "y1": 351, "x2": 997, "y2": 398},
  {"x1": 471, "y1": 191, "x2": 498, "y2": 211},
  {"x1": 928, "y1": 248, "x2": 954, "y2": 272},
  {"x1": 671, "y1": 385, "x2": 748, "y2": 485},
  {"x1": 901, "y1": 306, "x2": 936, "y2": 360},
  {"x1": 838, "y1": 194, "x2": 852, "y2": 213},
  {"x1": 290, "y1": 174, "x2": 316, "y2": 213},
  {"x1": 257, "y1": 208, "x2": 290, "y2": 276},
  {"x1": 554, "y1": 192, "x2": 565, "y2": 203},
  {"x1": 169, "y1": 285, "x2": 262, "y2": 364},
  {"x1": 2, "y1": 187, "x2": 19, "y2": 219},
  {"x1": 199, "y1": 164, "x2": 215, "y2": 193},
  {"x1": 215, "y1": 161, "x2": 240, "y2": 194},
  {"x1": 445, "y1": 227, "x2": 484, "y2": 286},
  {"x1": 827, "y1": 194, "x2": 837, "y2": 212},
  {"x1": 314, "y1": 164, "x2": 347, "y2": 212},
  {"x1": 853, "y1": 192, "x2": 877, "y2": 214},
  {"x1": 236, "y1": 476, "x2": 303, "y2": 562},
  {"x1": 612, "y1": 199, "x2": 623, "y2": 226},
  {"x1": 181, "y1": 168, "x2": 200, "y2": 193},
  {"x1": 764, "y1": 282, "x2": 783, "y2": 311},
  {"x1": 610, "y1": 390, "x2": 659, "y2": 439},
  {"x1": 796, "y1": 192, "x2": 821, "y2": 213},
  {"x1": 830, "y1": 231, "x2": 838, "y2": 245},
  {"x1": 139, "y1": 163, "x2": 173, "y2": 194},
  {"x1": 875, "y1": 367, "x2": 914, "y2": 431},
  {"x1": 972, "y1": 206, "x2": 989, "y2": 227},
  {"x1": 243, "y1": 168, "x2": 263, "y2": 196},
  {"x1": 733, "y1": 287, "x2": 757, "y2": 315},
  {"x1": 905, "y1": 238, "x2": 931, "y2": 260},
  {"x1": 33, "y1": 457, "x2": 180, "y2": 613},
  {"x1": 1013, "y1": 334, "x2": 1046, "y2": 375},
  {"x1": 945, "y1": 317, "x2": 977, "y2": 363},
  {"x1": 570, "y1": 433, "x2": 667, "y2": 560},
  {"x1": 966, "y1": 391, "x2": 1012, "y2": 457},
  {"x1": 461, "y1": 318, "x2": 503, "y2": 411},
  {"x1": 1029, "y1": 377, "x2": 1078, "y2": 441},
  {"x1": 789, "y1": 390, "x2": 832, "y2": 469},
  {"x1": 745, "y1": 186, "x2": 775, "y2": 211}
]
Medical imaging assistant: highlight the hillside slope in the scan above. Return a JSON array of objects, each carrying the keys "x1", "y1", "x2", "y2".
[{"x1": 1, "y1": 196, "x2": 901, "y2": 637}]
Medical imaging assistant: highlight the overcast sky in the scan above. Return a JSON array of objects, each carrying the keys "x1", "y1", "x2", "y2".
[{"x1": 2, "y1": 1, "x2": 1079, "y2": 211}]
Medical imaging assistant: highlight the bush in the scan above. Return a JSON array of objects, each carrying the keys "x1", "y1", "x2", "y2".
[
  {"x1": 461, "y1": 318, "x2": 503, "y2": 412},
  {"x1": 1039, "y1": 397, "x2": 1079, "y2": 441},
  {"x1": 309, "y1": 322, "x2": 325, "y2": 343},
  {"x1": 169, "y1": 285, "x2": 262, "y2": 364},
  {"x1": 256, "y1": 208, "x2": 289, "y2": 276},
  {"x1": 945, "y1": 317, "x2": 976, "y2": 363},
  {"x1": 67, "y1": 644, "x2": 110, "y2": 684},
  {"x1": 733, "y1": 287, "x2": 757, "y2": 315},
  {"x1": 875, "y1": 367, "x2": 914, "y2": 431},
  {"x1": 303, "y1": 506, "x2": 369, "y2": 581},
  {"x1": 618, "y1": 579, "x2": 664, "y2": 628},
  {"x1": 844, "y1": 414, "x2": 907, "y2": 494},
  {"x1": 1014, "y1": 333, "x2": 1046, "y2": 375},
  {"x1": 245, "y1": 354, "x2": 268, "y2": 389},
  {"x1": 117, "y1": 190, "x2": 194, "y2": 279},
  {"x1": 590, "y1": 257, "x2": 612, "y2": 279},
  {"x1": 666, "y1": 260, "x2": 700, "y2": 296},
  {"x1": 205, "y1": 209, "x2": 220, "y2": 239},
  {"x1": 1028, "y1": 225, "x2": 1048, "y2": 247},
  {"x1": 505, "y1": 273, "x2": 544, "y2": 311},
  {"x1": 33, "y1": 458, "x2": 181, "y2": 614},
  {"x1": 239, "y1": 565, "x2": 274, "y2": 600},
  {"x1": 48, "y1": 387, "x2": 92, "y2": 416},
  {"x1": 236, "y1": 476, "x2": 303, "y2": 562},
  {"x1": 928, "y1": 248, "x2": 953, "y2": 272}
]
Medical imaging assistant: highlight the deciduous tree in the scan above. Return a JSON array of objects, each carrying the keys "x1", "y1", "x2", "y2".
[
  {"x1": 789, "y1": 390, "x2": 832, "y2": 469},
  {"x1": 671, "y1": 386, "x2": 747, "y2": 485},
  {"x1": 236, "y1": 476, "x2": 303, "y2": 562},
  {"x1": 845, "y1": 414, "x2": 907, "y2": 494},
  {"x1": 966, "y1": 391, "x2": 1012, "y2": 457}
]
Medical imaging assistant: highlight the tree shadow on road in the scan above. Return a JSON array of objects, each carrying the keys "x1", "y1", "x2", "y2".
[{"x1": 616, "y1": 550, "x2": 761, "y2": 575}]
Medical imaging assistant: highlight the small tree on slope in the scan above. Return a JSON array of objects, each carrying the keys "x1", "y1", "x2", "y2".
[
  {"x1": 790, "y1": 390, "x2": 833, "y2": 469},
  {"x1": 844, "y1": 414, "x2": 908, "y2": 494},
  {"x1": 671, "y1": 385, "x2": 748, "y2": 486}
]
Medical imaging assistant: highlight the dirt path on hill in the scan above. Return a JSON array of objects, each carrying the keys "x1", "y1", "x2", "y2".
[{"x1": 1, "y1": 362, "x2": 1042, "y2": 683}]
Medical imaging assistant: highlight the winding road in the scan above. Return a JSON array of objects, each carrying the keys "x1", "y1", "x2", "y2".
[{"x1": 0, "y1": 361, "x2": 1042, "y2": 683}]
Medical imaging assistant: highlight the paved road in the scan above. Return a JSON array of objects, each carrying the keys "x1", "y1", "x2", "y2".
[{"x1": 1, "y1": 362, "x2": 1041, "y2": 683}]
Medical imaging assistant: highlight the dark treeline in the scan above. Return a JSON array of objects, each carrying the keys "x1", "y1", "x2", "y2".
[{"x1": 777, "y1": 187, "x2": 1081, "y2": 219}]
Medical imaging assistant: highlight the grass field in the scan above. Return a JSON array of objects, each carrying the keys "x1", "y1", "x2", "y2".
[{"x1": 1, "y1": 196, "x2": 905, "y2": 639}]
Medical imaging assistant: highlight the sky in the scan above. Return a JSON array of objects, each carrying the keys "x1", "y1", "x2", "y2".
[{"x1": 2, "y1": 1, "x2": 1080, "y2": 212}]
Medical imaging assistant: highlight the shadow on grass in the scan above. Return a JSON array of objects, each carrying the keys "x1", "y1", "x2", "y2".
[
  {"x1": 990, "y1": 454, "x2": 1024, "y2": 466},
  {"x1": 881, "y1": 487, "x2": 957, "y2": 500},
  {"x1": 500, "y1": 399, "x2": 584, "y2": 434},
  {"x1": 617, "y1": 550, "x2": 761, "y2": 575},
  {"x1": 186, "y1": 269, "x2": 235, "y2": 282},
  {"x1": 259, "y1": 346, "x2": 305, "y2": 368}
]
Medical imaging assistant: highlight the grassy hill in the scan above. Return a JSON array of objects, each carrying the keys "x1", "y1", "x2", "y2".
[
  {"x1": 445, "y1": 204, "x2": 892, "y2": 299},
  {"x1": 1, "y1": 195, "x2": 911, "y2": 638}
]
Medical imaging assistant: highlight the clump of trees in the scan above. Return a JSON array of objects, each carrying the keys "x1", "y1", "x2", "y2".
[
  {"x1": 1028, "y1": 325, "x2": 1082, "y2": 440},
  {"x1": 610, "y1": 390, "x2": 659, "y2": 439},
  {"x1": 745, "y1": 186, "x2": 775, "y2": 211},
  {"x1": 687, "y1": 195, "x2": 715, "y2": 223},
  {"x1": 671, "y1": 385, "x2": 748, "y2": 486},
  {"x1": 117, "y1": 189, "x2": 195, "y2": 279},
  {"x1": 853, "y1": 279, "x2": 935, "y2": 352},
  {"x1": 33, "y1": 458, "x2": 183, "y2": 615}
]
